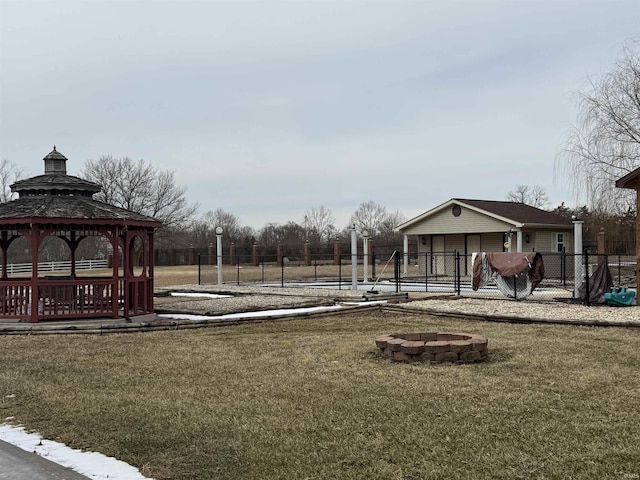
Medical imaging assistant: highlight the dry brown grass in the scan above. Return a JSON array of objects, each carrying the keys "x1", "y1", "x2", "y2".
[
  {"x1": 153, "y1": 264, "x2": 386, "y2": 287},
  {"x1": 1, "y1": 311, "x2": 639, "y2": 479}
]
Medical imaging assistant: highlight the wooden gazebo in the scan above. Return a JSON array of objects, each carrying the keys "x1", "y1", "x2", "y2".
[{"x1": 0, "y1": 147, "x2": 162, "y2": 323}]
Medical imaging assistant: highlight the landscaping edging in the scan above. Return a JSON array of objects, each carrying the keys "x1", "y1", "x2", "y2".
[{"x1": 375, "y1": 332, "x2": 489, "y2": 364}]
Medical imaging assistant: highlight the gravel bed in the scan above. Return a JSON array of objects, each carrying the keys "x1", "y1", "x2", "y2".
[
  {"x1": 155, "y1": 284, "x2": 639, "y2": 325},
  {"x1": 403, "y1": 297, "x2": 639, "y2": 325}
]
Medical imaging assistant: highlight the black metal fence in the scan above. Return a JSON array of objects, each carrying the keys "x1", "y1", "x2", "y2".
[{"x1": 187, "y1": 250, "x2": 636, "y2": 304}]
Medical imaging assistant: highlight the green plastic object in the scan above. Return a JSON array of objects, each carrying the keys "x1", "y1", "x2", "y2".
[{"x1": 603, "y1": 286, "x2": 636, "y2": 307}]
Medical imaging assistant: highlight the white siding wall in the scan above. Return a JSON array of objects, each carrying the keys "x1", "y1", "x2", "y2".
[
  {"x1": 534, "y1": 230, "x2": 574, "y2": 253},
  {"x1": 403, "y1": 205, "x2": 512, "y2": 235},
  {"x1": 481, "y1": 233, "x2": 504, "y2": 252}
]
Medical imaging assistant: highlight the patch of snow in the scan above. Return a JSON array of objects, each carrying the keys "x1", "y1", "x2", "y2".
[
  {"x1": 158, "y1": 301, "x2": 384, "y2": 322},
  {"x1": 169, "y1": 292, "x2": 232, "y2": 299},
  {"x1": 0, "y1": 424, "x2": 154, "y2": 480}
]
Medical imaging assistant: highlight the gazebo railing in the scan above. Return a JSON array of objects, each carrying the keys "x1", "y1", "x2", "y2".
[
  {"x1": 0, "y1": 281, "x2": 32, "y2": 318},
  {"x1": 38, "y1": 278, "x2": 116, "y2": 318},
  {"x1": 0, "y1": 278, "x2": 119, "y2": 321}
]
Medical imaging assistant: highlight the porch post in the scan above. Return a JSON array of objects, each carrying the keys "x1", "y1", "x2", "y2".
[
  {"x1": 516, "y1": 231, "x2": 523, "y2": 253},
  {"x1": 403, "y1": 235, "x2": 409, "y2": 275}
]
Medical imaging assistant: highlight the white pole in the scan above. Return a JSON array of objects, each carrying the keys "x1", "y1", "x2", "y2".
[
  {"x1": 516, "y1": 231, "x2": 523, "y2": 252},
  {"x1": 573, "y1": 220, "x2": 583, "y2": 299},
  {"x1": 362, "y1": 231, "x2": 369, "y2": 283},
  {"x1": 216, "y1": 226, "x2": 224, "y2": 286},
  {"x1": 403, "y1": 234, "x2": 409, "y2": 275},
  {"x1": 351, "y1": 224, "x2": 358, "y2": 290}
]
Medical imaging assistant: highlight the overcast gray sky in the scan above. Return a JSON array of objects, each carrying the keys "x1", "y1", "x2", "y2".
[{"x1": 1, "y1": 0, "x2": 638, "y2": 229}]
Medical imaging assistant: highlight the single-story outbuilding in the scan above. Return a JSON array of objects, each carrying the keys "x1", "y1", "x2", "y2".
[{"x1": 396, "y1": 198, "x2": 574, "y2": 276}]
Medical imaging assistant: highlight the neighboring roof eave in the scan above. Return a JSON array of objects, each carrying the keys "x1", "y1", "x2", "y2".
[
  {"x1": 522, "y1": 222, "x2": 574, "y2": 229},
  {"x1": 615, "y1": 167, "x2": 640, "y2": 189}
]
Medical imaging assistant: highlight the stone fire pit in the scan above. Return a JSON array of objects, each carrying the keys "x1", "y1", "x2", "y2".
[{"x1": 375, "y1": 332, "x2": 488, "y2": 364}]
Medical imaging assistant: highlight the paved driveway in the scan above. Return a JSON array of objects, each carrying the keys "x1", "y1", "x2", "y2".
[{"x1": 0, "y1": 439, "x2": 90, "y2": 480}]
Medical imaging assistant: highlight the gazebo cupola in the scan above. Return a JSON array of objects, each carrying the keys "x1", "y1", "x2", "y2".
[
  {"x1": 0, "y1": 147, "x2": 162, "y2": 323},
  {"x1": 44, "y1": 145, "x2": 68, "y2": 174},
  {"x1": 12, "y1": 147, "x2": 101, "y2": 198}
]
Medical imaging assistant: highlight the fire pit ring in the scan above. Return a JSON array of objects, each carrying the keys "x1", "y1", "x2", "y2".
[{"x1": 375, "y1": 332, "x2": 488, "y2": 364}]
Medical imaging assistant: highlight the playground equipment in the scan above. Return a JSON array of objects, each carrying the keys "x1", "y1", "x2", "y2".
[{"x1": 604, "y1": 286, "x2": 636, "y2": 307}]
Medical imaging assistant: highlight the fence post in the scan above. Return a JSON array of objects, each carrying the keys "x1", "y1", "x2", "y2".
[
  {"x1": 253, "y1": 242, "x2": 259, "y2": 266},
  {"x1": 277, "y1": 243, "x2": 283, "y2": 267},
  {"x1": 197, "y1": 254, "x2": 201, "y2": 285},
  {"x1": 230, "y1": 242, "x2": 236, "y2": 266},
  {"x1": 618, "y1": 254, "x2": 622, "y2": 285},
  {"x1": 304, "y1": 240, "x2": 311, "y2": 267},
  {"x1": 424, "y1": 252, "x2": 428, "y2": 292},
  {"x1": 584, "y1": 250, "x2": 590, "y2": 306},
  {"x1": 596, "y1": 228, "x2": 606, "y2": 269},
  {"x1": 333, "y1": 241, "x2": 340, "y2": 266},
  {"x1": 394, "y1": 251, "x2": 400, "y2": 293},
  {"x1": 371, "y1": 250, "x2": 376, "y2": 279},
  {"x1": 456, "y1": 251, "x2": 461, "y2": 296},
  {"x1": 208, "y1": 243, "x2": 215, "y2": 265},
  {"x1": 237, "y1": 256, "x2": 241, "y2": 286}
]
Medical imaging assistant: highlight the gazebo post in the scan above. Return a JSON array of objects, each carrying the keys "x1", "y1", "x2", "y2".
[
  {"x1": 122, "y1": 230, "x2": 133, "y2": 320},
  {"x1": 110, "y1": 229, "x2": 120, "y2": 319},
  {"x1": 1, "y1": 232, "x2": 8, "y2": 280},
  {"x1": 69, "y1": 232, "x2": 77, "y2": 279},
  {"x1": 148, "y1": 230, "x2": 155, "y2": 313},
  {"x1": 28, "y1": 227, "x2": 41, "y2": 323}
]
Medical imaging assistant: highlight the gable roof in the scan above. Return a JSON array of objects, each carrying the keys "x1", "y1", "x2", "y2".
[{"x1": 396, "y1": 198, "x2": 573, "y2": 232}]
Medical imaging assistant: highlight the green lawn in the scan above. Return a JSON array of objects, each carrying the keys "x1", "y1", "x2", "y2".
[{"x1": 1, "y1": 310, "x2": 639, "y2": 479}]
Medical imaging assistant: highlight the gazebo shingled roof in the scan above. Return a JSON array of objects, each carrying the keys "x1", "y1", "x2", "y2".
[
  {"x1": 0, "y1": 147, "x2": 162, "y2": 323},
  {"x1": 0, "y1": 196, "x2": 162, "y2": 224}
]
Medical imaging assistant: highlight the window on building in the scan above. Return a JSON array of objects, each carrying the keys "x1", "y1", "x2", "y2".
[{"x1": 555, "y1": 233, "x2": 564, "y2": 252}]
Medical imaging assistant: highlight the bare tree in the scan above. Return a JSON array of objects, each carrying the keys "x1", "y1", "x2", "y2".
[
  {"x1": 258, "y1": 222, "x2": 306, "y2": 250},
  {"x1": 506, "y1": 184, "x2": 550, "y2": 208},
  {"x1": 303, "y1": 205, "x2": 336, "y2": 243},
  {"x1": 82, "y1": 156, "x2": 198, "y2": 235},
  {"x1": 0, "y1": 158, "x2": 25, "y2": 203},
  {"x1": 557, "y1": 41, "x2": 640, "y2": 213},
  {"x1": 202, "y1": 209, "x2": 241, "y2": 237},
  {"x1": 349, "y1": 201, "x2": 390, "y2": 236}
]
